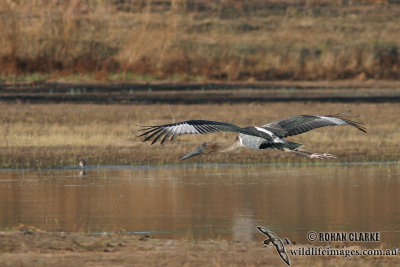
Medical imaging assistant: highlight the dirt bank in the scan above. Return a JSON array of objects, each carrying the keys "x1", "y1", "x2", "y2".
[{"x1": 0, "y1": 230, "x2": 398, "y2": 267}]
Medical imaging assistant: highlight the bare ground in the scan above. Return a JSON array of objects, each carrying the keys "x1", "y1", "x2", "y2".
[{"x1": 0, "y1": 230, "x2": 398, "y2": 267}]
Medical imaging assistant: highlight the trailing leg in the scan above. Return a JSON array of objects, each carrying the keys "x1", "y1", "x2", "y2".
[{"x1": 283, "y1": 148, "x2": 336, "y2": 159}]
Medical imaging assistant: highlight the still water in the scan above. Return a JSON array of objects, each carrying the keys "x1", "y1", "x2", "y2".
[{"x1": 1, "y1": 163, "x2": 399, "y2": 246}]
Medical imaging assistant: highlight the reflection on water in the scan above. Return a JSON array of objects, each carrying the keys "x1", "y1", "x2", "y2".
[
  {"x1": 0, "y1": 163, "x2": 400, "y2": 246},
  {"x1": 79, "y1": 169, "x2": 86, "y2": 176}
]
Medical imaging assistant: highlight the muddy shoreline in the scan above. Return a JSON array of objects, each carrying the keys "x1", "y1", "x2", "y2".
[
  {"x1": 0, "y1": 230, "x2": 398, "y2": 267},
  {"x1": 1, "y1": 81, "x2": 400, "y2": 104}
]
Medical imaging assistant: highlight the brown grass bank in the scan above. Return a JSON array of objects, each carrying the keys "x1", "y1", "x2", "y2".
[
  {"x1": 0, "y1": 102, "x2": 399, "y2": 168},
  {"x1": 1, "y1": 1, "x2": 400, "y2": 82}
]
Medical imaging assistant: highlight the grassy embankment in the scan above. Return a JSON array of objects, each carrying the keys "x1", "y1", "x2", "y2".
[
  {"x1": 0, "y1": 102, "x2": 399, "y2": 168},
  {"x1": 1, "y1": 0, "x2": 400, "y2": 82}
]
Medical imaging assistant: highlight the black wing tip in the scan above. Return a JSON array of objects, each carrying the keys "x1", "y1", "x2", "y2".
[
  {"x1": 137, "y1": 124, "x2": 155, "y2": 128},
  {"x1": 282, "y1": 256, "x2": 291, "y2": 266},
  {"x1": 139, "y1": 127, "x2": 164, "y2": 144},
  {"x1": 358, "y1": 126, "x2": 367, "y2": 133},
  {"x1": 345, "y1": 120, "x2": 367, "y2": 133},
  {"x1": 138, "y1": 125, "x2": 179, "y2": 145},
  {"x1": 137, "y1": 125, "x2": 159, "y2": 133},
  {"x1": 334, "y1": 115, "x2": 367, "y2": 133},
  {"x1": 138, "y1": 120, "x2": 235, "y2": 144},
  {"x1": 137, "y1": 122, "x2": 176, "y2": 144},
  {"x1": 326, "y1": 111, "x2": 367, "y2": 133},
  {"x1": 256, "y1": 226, "x2": 265, "y2": 231},
  {"x1": 257, "y1": 226, "x2": 271, "y2": 236}
]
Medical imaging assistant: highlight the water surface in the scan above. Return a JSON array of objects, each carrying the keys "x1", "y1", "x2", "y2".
[{"x1": 1, "y1": 163, "x2": 399, "y2": 246}]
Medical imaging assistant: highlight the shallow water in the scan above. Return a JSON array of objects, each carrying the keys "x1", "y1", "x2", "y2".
[{"x1": 1, "y1": 163, "x2": 400, "y2": 246}]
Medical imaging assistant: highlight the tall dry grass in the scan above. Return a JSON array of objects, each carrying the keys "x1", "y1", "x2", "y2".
[{"x1": 0, "y1": 0, "x2": 400, "y2": 81}]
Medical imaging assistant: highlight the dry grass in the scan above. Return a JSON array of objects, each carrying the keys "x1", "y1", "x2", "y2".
[
  {"x1": 1, "y1": 102, "x2": 399, "y2": 168},
  {"x1": 1, "y1": 0, "x2": 400, "y2": 81}
]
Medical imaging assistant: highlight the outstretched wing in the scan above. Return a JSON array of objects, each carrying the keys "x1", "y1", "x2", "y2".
[
  {"x1": 257, "y1": 226, "x2": 274, "y2": 240},
  {"x1": 262, "y1": 112, "x2": 367, "y2": 138},
  {"x1": 277, "y1": 247, "x2": 291, "y2": 266},
  {"x1": 138, "y1": 120, "x2": 244, "y2": 144}
]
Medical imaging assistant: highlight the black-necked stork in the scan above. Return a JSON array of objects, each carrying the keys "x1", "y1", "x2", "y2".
[{"x1": 139, "y1": 112, "x2": 366, "y2": 160}]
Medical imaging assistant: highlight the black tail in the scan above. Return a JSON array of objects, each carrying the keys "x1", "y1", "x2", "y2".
[
  {"x1": 283, "y1": 140, "x2": 303, "y2": 150},
  {"x1": 259, "y1": 140, "x2": 302, "y2": 151}
]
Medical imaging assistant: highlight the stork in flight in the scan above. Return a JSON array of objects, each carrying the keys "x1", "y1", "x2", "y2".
[{"x1": 138, "y1": 112, "x2": 366, "y2": 160}]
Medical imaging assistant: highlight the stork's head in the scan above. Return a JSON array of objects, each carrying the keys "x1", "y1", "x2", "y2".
[{"x1": 180, "y1": 142, "x2": 218, "y2": 160}]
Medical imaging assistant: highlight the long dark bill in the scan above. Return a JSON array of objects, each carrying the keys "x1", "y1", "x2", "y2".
[{"x1": 180, "y1": 146, "x2": 203, "y2": 160}]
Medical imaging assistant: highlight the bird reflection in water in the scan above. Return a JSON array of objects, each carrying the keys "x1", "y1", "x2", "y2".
[
  {"x1": 257, "y1": 226, "x2": 291, "y2": 266},
  {"x1": 79, "y1": 159, "x2": 86, "y2": 176}
]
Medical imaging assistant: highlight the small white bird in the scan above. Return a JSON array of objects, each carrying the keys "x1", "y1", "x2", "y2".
[
  {"x1": 78, "y1": 159, "x2": 86, "y2": 176},
  {"x1": 79, "y1": 159, "x2": 86, "y2": 169}
]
